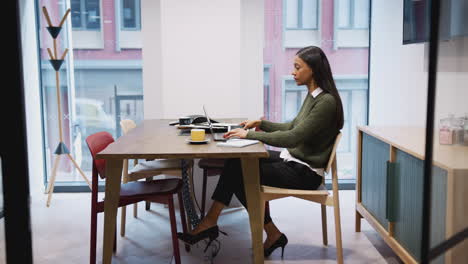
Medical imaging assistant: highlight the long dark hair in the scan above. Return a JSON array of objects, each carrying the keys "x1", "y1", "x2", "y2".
[{"x1": 296, "y1": 46, "x2": 344, "y2": 130}]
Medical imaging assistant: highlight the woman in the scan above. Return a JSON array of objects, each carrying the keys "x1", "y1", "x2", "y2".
[{"x1": 178, "y1": 46, "x2": 344, "y2": 258}]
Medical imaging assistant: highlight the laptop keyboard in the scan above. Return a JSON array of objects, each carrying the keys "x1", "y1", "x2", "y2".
[{"x1": 212, "y1": 133, "x2": 227, "y2": 141}]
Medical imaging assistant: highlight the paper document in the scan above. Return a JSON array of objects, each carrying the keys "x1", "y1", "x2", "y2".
[{"x1": 216, "y1": 139, "x2": 259, "y2": 148}]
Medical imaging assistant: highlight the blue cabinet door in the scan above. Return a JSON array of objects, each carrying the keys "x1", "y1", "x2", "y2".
[
  {"x1": 392, "y1": 149, "x2": 447, "y2": 263},
  {"x1": 361, "y1": 133, "x2": 390, "y2": 228}
]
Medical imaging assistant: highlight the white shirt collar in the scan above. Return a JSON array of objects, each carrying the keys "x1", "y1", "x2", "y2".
[{"x1": 310, "y1": 87, "x2": 323, "y2": 98}]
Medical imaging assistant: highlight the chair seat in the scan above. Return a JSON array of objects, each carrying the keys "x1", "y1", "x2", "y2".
[
  {"x1": 261, "y1": 185, "x2": 330, "y2": 196},
  {"x1": 198, "y1": 158, "x2": 226, "y2": 169},
  {"x1": 129, "y1": 159, "x2": 182, "y2": 175},
  {"x1": 120, "y1": 178, "x2": 182, "y2": 198}
]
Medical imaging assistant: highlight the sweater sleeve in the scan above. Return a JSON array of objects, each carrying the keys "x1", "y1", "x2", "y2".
[
  {"x1": 259, "y1": 120, "x2": 294, "y2": 132},
  {"x1": 246, "y1": 96, "x2": 336, "y2": 148}
]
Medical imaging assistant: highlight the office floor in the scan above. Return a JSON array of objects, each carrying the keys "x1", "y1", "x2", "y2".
[{"x1": 0, "y1": 190, "x2": 403, "y2": 264}]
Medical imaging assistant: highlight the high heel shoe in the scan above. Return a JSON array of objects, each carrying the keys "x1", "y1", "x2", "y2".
[
  {"x1": 177, "y1": 225, "x2": 227, "y2": 252},
  {"x1": 264, "y1": 233, "x2": 288, "y2": 258}
]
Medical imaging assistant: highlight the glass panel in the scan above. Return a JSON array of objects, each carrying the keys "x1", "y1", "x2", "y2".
[
  {"x1": 302, "y1": 0, "x2": 318, "y2": 29},
  {"x1": 354, "y1": 0, "x2": 370, "y2": 28},
  {"x1": 71, "y1": 0, "x2": 82, "y2": 28},
  {"x1": 430, "y1": 3, "x2": 468, "y2": 260},
  {"x1": 338, "y1": 0, "x2": 350, "y2": 28},
  {"x1": 286, "y1": 0, "x2": 299, "y2": 28},
  {"x1": 284, "y1": 91, "x2": 298, "y2": 122},
  {"x1": 123, "y1": 0, "x2": 137, "y2": 29},
  {"x1": 38, "y1": 0, "x2": 143, "y2": 184},
  {"x1": 85, "y1": 0, "x2": 101, "y2": 30}
]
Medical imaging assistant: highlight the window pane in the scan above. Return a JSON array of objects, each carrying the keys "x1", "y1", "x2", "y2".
[
  {"x1": 71, "y1": 0, "x2": 82, "y2": 28},
  {"x1": 286, "y1": 0, "x2": 299, "y2": 28},
  {"x1": 302, "y1": 0, "x2": 318, "y2": 29},
  {"x1": 354, "y1": 0, "x2": 370, "y2": 28},
  {"x1": 338, "y1": 0, "x2": 351, "y2": 28},
  {"x1": 284, "y1": 91, "x2": 299, "y2": 121},
  {"x1": 86, "y1": 0, "x2": 101, "y2": 30},
  {"x1": 123, "y1": 0, "x2": 136, "y2": 28}
]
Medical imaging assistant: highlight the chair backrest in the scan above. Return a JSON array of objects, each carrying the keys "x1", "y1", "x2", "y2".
[
  {"x1": 85, "y1": 131, "x2": 114, "y2": 179},
  {"x1": 324, "y1": 132, "x2": 342, "y2": 175},
  {"x1": 120, "y1": 119, "x2": 137, "y2": 135}
]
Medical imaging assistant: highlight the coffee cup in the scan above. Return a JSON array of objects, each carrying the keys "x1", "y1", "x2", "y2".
[
  {"x1": 190, "y1": 129, "x2": 205, "y2": 142},
  {"x1": 179, "y1": 116, "x2": 192, "y2": 125}
]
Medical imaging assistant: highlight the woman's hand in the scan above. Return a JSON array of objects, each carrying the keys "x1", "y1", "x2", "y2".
[
  {"x1": 239, "y1": 119, "x2": 261, "y2": 129},
  {"x1": 224, "y1": 128, "x2": 248, "y2": 139}
]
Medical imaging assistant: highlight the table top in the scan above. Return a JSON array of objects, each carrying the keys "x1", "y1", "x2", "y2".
[
  {"x1": 96, "y1": 119, "x2": 269, "y2": 160},
  {"x1": 358, "y1": 126, "x2": 468, "y2": 171}
]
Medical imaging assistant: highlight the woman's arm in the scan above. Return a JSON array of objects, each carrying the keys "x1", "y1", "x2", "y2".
[
  {"x1": 246, "y1": 96, "x2": 336, "y2": 148},
  {"x1": 259, "y1": 120, "x2": 294, "y2": 132}
]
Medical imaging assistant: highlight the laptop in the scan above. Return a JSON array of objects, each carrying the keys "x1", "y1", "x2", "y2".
[{"x1": 202, "y1": 105, "x2": 229, "y2": 142}]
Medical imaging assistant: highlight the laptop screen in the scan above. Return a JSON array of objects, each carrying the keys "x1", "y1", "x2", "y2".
[{"x1": 202, "y1": 105, "x2": 216, "y2": 135}]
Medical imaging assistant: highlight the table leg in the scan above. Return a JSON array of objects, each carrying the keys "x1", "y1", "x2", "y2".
[
  {"x1": 241, "y1": 158, "x2": 264, "y2": 264},
  {"x1": 102, "y1": 159, "x2": 123, "y2": 264}
]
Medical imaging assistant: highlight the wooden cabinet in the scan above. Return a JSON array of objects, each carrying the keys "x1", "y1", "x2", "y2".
[
  {"x1": 361, "y1": 133, "x2": 389, "y2": 228},
  {"x1": 356, "y1": 127, "x2": 468, "y2": 264}
]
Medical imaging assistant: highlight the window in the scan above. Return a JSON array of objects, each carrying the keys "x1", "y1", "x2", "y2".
[
  {"x1": 38, "y1": 0, "x2": 143, "y2": 190},
  {"x1": 286, "y1": 0, "x2": 319, "y2": 29},
  {"x1": 283, "y1": 0, "x2": 321, "y2": 48},
  {"x1": 338, "y1": 0, "x2": 370, "y2": 29},
  {"x1": 71, "y1": 0, "x2": 101, "y2": 30},
  {"x1": 121, "y1": 0, "x2": 141, "y2": 30},
  {"x1": 282, "y1": 79, "x2": 308, "y2": 122}
]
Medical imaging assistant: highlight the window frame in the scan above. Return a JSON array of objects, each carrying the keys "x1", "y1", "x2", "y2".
[
  {"x1": 285, "y1": 0, "x2": 319, "y2": 30},
  {"x1": 71, "y1": 0, "x2": 102, "y2": 31},
  {"x1": 337, "y1": 0, "x2": 370, "y2": 30},
  {"x1": 121, "y1": 0, "x2": 141, "y2": 31}
]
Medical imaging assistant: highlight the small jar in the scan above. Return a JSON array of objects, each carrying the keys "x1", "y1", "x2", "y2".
[
  {"x1": 451, "y1": 117, "x2": 464, "y2": 145},
  {"x1": 439, "y1": 117, "x2": 454, "y2": 145}
]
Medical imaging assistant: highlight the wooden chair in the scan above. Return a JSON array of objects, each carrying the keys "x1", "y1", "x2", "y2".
[
  {"x1": 197, "y1": 158, "x2": 225, "y2": 218},
  {"x1": 119, "y1": 119, "x2": 186, "y2": 236},
  {"x1": 261, "y1": 133, "x2": 343, "y2": 264},
  {"x1": 85, "y1": 131, "x2": 188, "y2": 264}
]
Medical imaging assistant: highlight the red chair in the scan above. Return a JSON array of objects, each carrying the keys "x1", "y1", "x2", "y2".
[{"x1": 86, "y1": 131, "x2": 188, "y2": 264}]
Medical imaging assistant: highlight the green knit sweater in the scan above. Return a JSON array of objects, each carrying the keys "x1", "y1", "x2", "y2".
[{"x1": 246, "y1": 92, "x2": 339, "y2": 168}]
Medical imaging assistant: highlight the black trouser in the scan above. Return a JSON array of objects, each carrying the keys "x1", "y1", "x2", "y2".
[{"x1": 211, "y1": 150, "x2": 322, "y2": 224}]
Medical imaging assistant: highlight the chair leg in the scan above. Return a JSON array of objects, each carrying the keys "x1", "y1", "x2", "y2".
[
  {"x1": 321, "y1": 204, "x2": 328, "y2": 246},
  {"x1": 120, "y1": 206, "x2": 126, "y2": 237},
  {"x1": 133, "y1": 203, "x2": 138, "y2": 218},
  {"x1": 332, "y1": 163, "x2": 343, "y2": 264},
  {"x1": 201, "y1": 169, "x2": 208, "y2": 218},
  {"x1": 113, "y1": 224, "x2": 117, "y2": 253},
  {"x1": 145, "y1": 177, "x2": 152, "y2": 210},
  {"x1": 168, "y1": 196, "x2": 181, "y2": 264},
  {"x1": 178, "y1": 191, "x2": 190, "y2": 252},
  {"x1": 90, "y1": 210, "x2": 97, "y2": 264}
]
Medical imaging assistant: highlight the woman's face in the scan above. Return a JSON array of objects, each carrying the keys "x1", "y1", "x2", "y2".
[{"x1": 292, "y1": 56, "x2": 314, "y2": 86}]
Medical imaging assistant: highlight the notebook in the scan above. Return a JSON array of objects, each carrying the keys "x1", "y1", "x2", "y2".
[{"x1": 216, "y1": 139, "x2": 259, "y2": 148}]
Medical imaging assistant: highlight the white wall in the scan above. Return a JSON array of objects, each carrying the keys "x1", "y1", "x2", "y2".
[
  {"x1": 19, "y1": 0, "x2": 44, "y2": 197},
  {"x1": 369, "y1": 0, "x2": 468, "y2": 126},
  {"x1": 142, "y1": 0, "x2": 264, "y2": 208},
  {"x1": 142, "y1": 0, "x2": 263, "y2": 120}
]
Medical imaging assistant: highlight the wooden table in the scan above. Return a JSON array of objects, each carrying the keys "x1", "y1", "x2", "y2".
[{"x1": 96, "y1": 119, "x2": 269, "y2": 264}]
